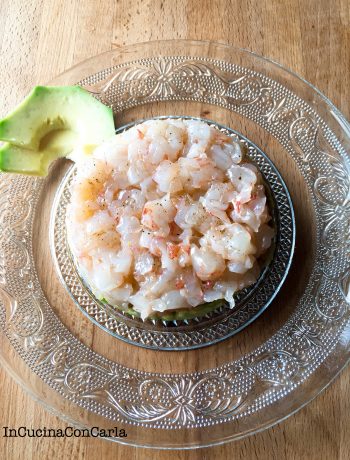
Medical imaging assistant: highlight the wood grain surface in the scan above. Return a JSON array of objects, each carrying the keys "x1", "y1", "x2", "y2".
[{"x1": 0, "y1": 0, "x2": 349, "y2": 459}]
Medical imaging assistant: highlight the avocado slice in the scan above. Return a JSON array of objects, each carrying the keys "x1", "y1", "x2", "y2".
[
  {"x1": 0, "y1": 86, "x2": 115, "y2": 175},
  {"x1": 0, "y1": 129, "x2": 78, "y2": 176},
  {"x1": 0, "y1": 143, "x2": 45, "y2": 175}
]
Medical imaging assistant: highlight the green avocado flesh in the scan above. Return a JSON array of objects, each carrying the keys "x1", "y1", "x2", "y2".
[
  {"x1": 100, "y1": 297, "x2": 227, "y2": 322},
  {"x1": 0, "y1": 85, "x2": 115, "y2": 176},
  {"x1": 0, "y1": 130, "x2": 77, "y2": 176}
]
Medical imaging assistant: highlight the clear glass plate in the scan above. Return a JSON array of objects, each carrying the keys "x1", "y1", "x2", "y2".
[{"x1": 0, "y1": 40, "x2": 349, "y2": 449}]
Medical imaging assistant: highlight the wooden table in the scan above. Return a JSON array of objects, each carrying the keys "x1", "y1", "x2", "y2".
[{"x1": 0, "y1": 0, "x2": 349, "y2": 458}]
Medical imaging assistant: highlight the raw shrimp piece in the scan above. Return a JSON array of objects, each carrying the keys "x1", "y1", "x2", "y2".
[
  {"x1": 153, "y1": 160, "x2": 183, "y2": 193},
  {"x1": 150, "y1": 269, "x2": 177, "y2": 297},
  {"x1": 91, "y1": 261, "x2": 123, "y2": 292},
  {"x1": 148, "y1": 137, "x2": 172, "y2": 164},
  {"x1": 114, "y1": 189, "x2": 146, "y2": 215},
  {"x1": 109, "y1": 246, "x2": 133, "y2": 275},
  {"x1": 165, "y1": 124, "x2": 185, "y2": 158},
  {"x1": 116, "y1": 215, "x2": 142, "y2": 248},
  {"x1": 210, "y1": 140, "x2": 242, "y2": 170},
  {"x1": 203, "y1": 289, "x2": 224, "y2": 303},
  {"x1": 106, "y1": 284, "x2": 133, "y2": 304},
  {"x1": 85, "y1": 210, "x2": 115, "y2": 235},
  {"x1": 227, "y1": 255, "x2": 255, "y2": 274},
  {"x1": 141, "y1": 194, "x2": 176, "y2": 236},
  {"x1": 140, "y1": 176, "x2": 159, "y2": 201},
  {"x1": 153, "y1": 290, "x2": 185, "y2": 312},
  {"x1": 230, "y1": 185, "x2": 268, "y2": 232},
  {"x1": 94, "y1": 139, "x2": 128, "y2": 170},
  {"x1": 128, "y1": 292, "x2": 155, "y2": 320},
  {"x1": 184, "y1": 119, "x2": 213, "y2": 149},
  {"x1": 252, "y1": 223, "x2": 275, "y2": 257},
  {"x1": 127, "y1": 158, "x2": 152, "y2": 184},
  {"x1": 134, "y1": 250, "x2": 155, "y2": 276},
  {"x1": 227, "y1": 163, "x2": 258, "y2": 203},
  {"x1": 200, "y1": 223, "x2": 256, "y2": 260},
  {"x1": 191, "y1": 245, "x2": 226, "y2": 281},
  {"x1": 179, "y1": 156, "x2": 224, "y2": 190},
  {"x1": 127, "y1": 138, "x2": 149, "y2": 163},
  {"x1": 178, "y1": 268, "x2": 204, "y2": 307},
  {"x1": 200, "y1": 182, "x2": 234, "y2": 223}
]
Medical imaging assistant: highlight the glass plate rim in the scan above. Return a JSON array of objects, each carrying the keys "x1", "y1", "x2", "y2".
[{"x1": 51, "y1": 39, "x2": 350, "y2": 133}]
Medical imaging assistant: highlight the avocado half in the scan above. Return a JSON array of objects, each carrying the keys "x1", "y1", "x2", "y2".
[{"x1": 0, "y1": 86, "x2": 115, "y2": 175}]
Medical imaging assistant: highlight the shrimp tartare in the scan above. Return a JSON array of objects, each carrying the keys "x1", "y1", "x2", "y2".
[{"x1": 67, "y1": 119, "x2": 275, "y2": 320}]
